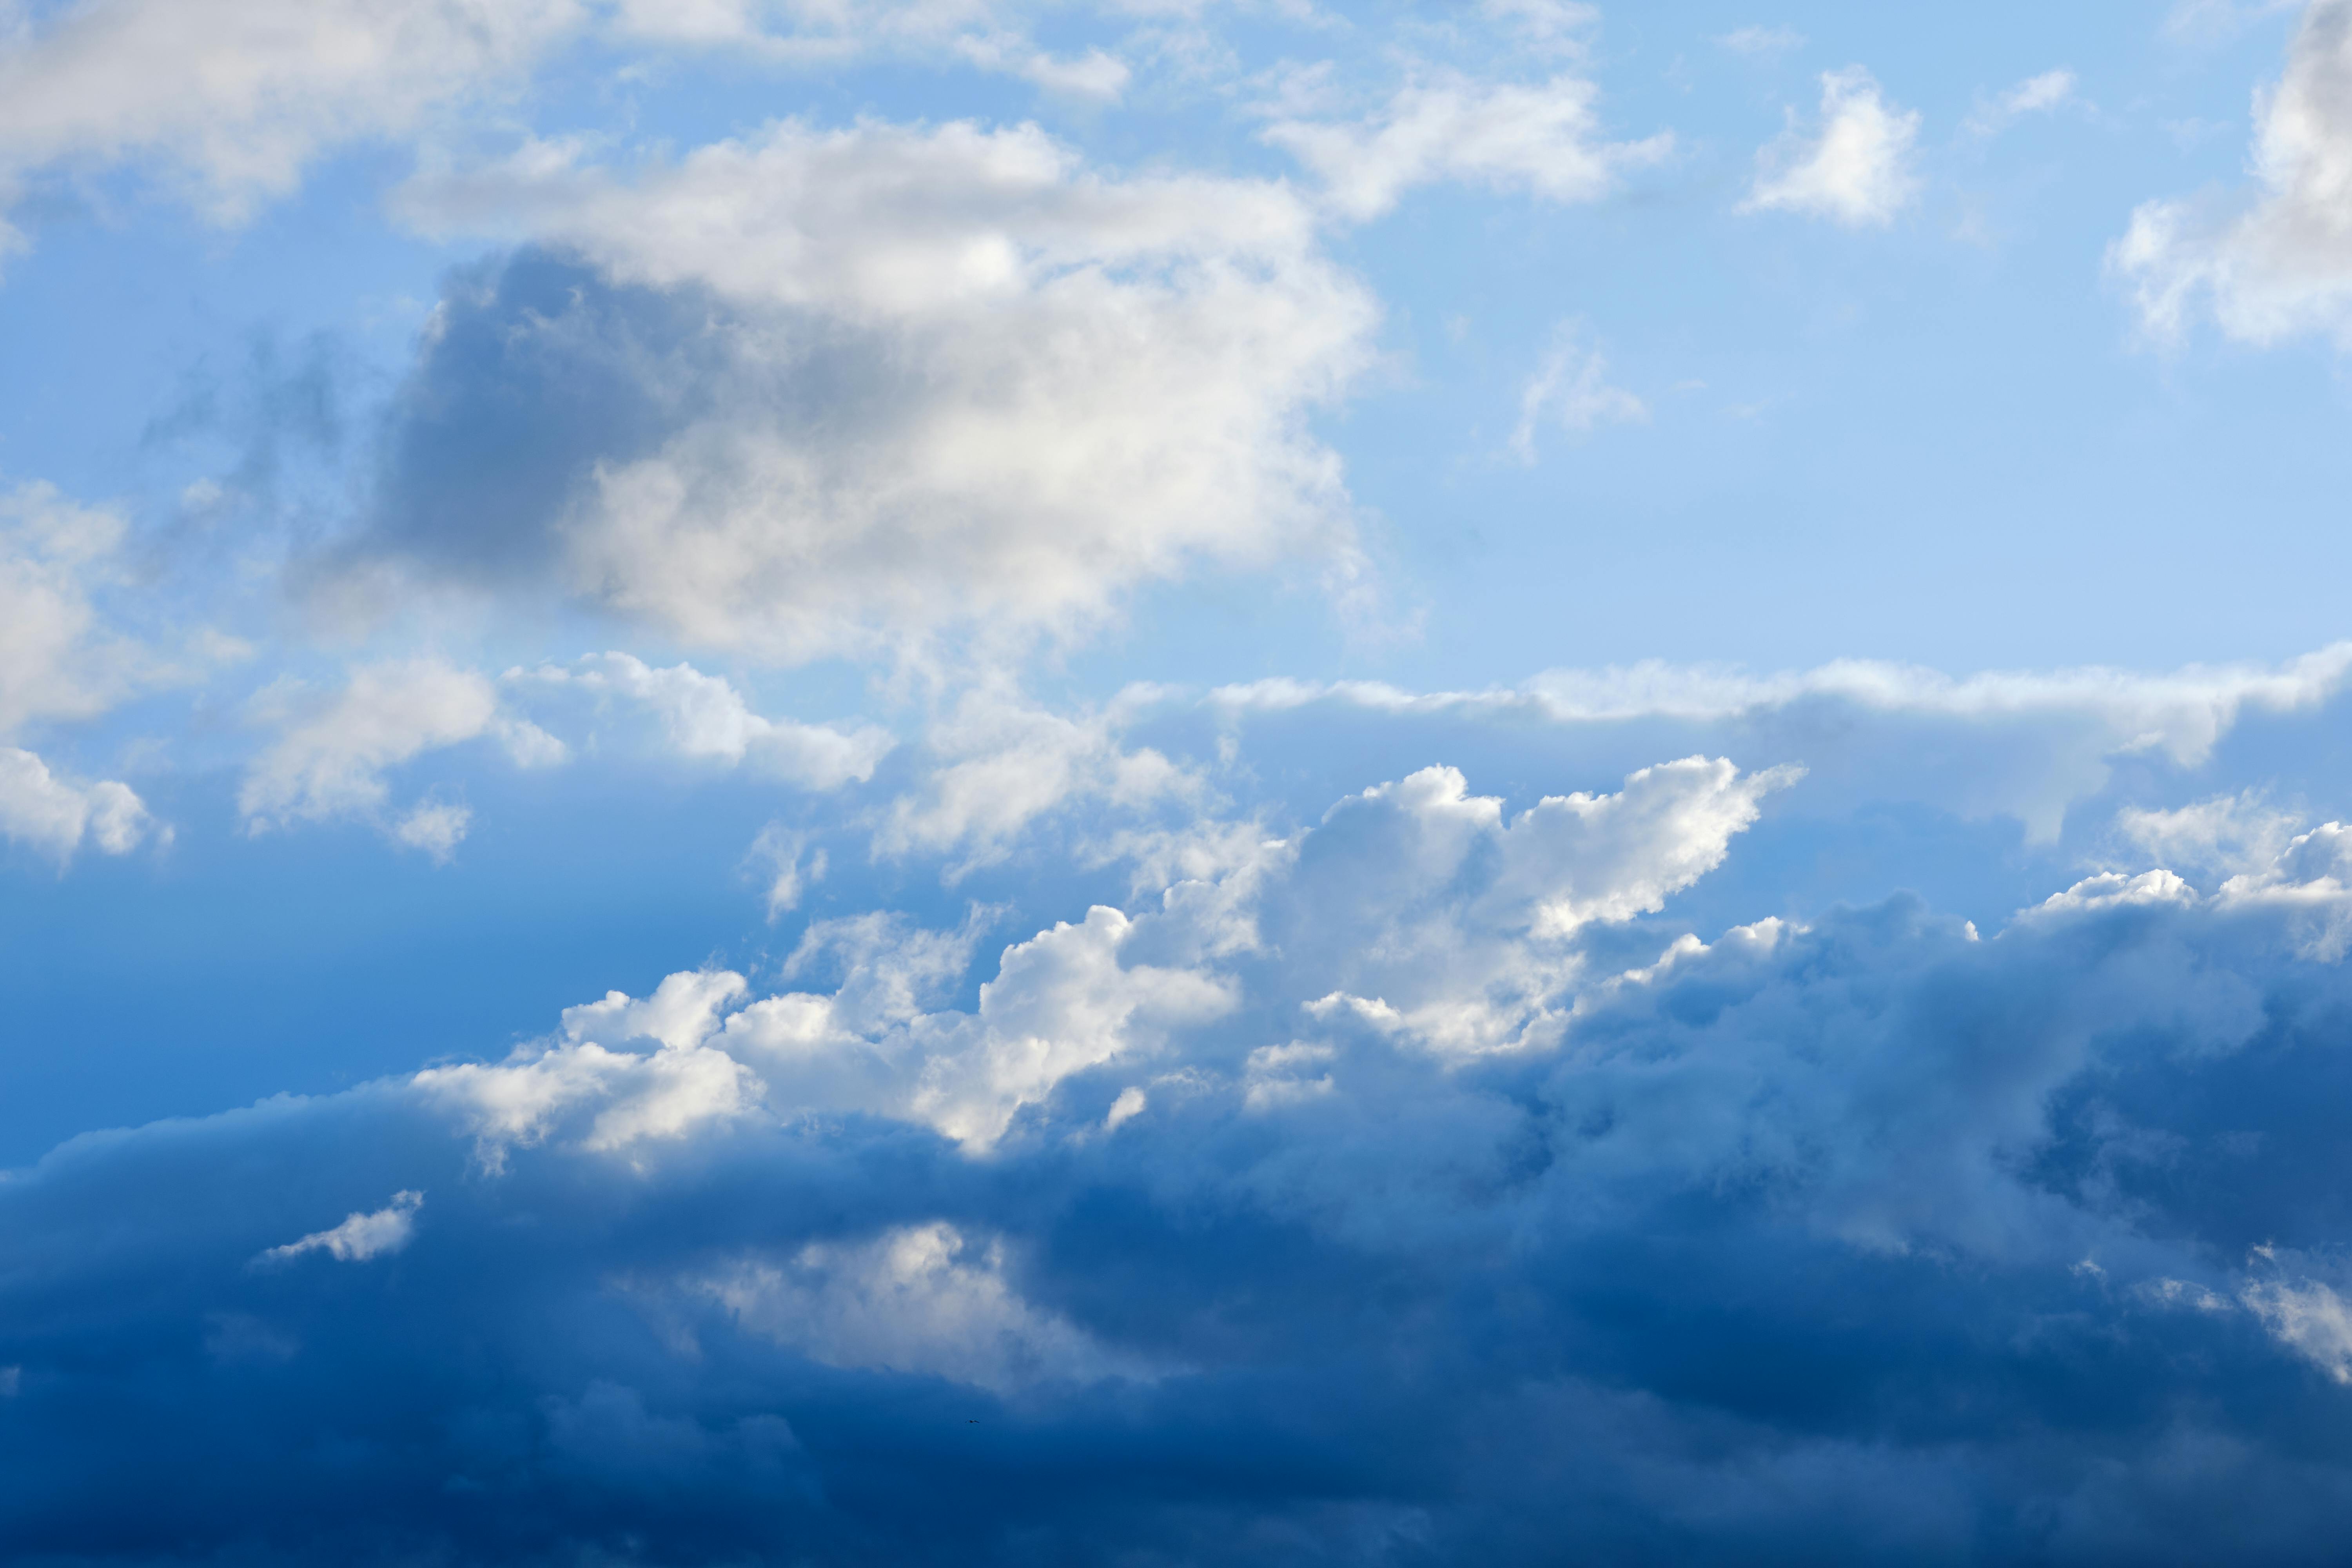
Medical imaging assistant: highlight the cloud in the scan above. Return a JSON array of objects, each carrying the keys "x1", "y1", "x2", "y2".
[
  {"x1": 0, "y1": 746, "x2": 162, "y2": 861},
  {"x1": 370, "y1": 121, "x2": 1375, "y2": 664},
  {"x1": 18, "y1": 756, "x2": 2352, "y2": 1557},
  {"x1": 2114, "y1": 0, "x2": 2352, "y2": 347},
  {"x1": 255, "y1": 1189, "x2": 423, "y2": 1265},
  {"x1": 1717, "y1": 24, "x2": 1805, "y2": 58},
  {"x1": 875, "y1": 688, "x2": 1201, "y2": 872},
  {"x1": 1262, "y1": 71, "x2": 1672, "y2": 221},
  {"x1": 0, "y1": 480, "x2": 159, "y2": 737},
  {"x1": 1204, "y1": 642, "x2": 2352, "y2": 838},
  {"x1": 1510, "y1": 323, "x2": 1646, "y2": 461},
  {"x1": 0, "y1": 0, "x2": 582, "y2": 244},
  {"x1": 1742, "y1": 66, "x2": 1921, "y2": 227},
  {"x1": 604, "y1": 0, "x2": 1132, "y2": 99},
  {"x1": 2116, "y1": 789, "x2": 2305, "y2": 881},
  {"x1": 239, "y1": 659, "x2": 564, "y2": 851},
  {"x1": 1963, "y1": 67, "x2": 2079, "y2": 137}
]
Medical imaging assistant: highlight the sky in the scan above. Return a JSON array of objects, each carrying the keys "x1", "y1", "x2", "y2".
[{"x1": 9, "y1": 0, "x2": 2352, "y2": 1561}]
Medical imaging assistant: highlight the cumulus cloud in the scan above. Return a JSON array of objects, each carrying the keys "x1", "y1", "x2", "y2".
[
  {"x1": 1510, "y1": 323, "x2": 1646, "y2": 461},
  {"x1": 2116, "y1": 789, "x2": 2305, "y2": 881},
  {"x1": 240, "y1": 659, "x2": 563, "y2": 852},
  {"x1": 2114, "y1": 0, "x2": 2352, "y2": 347},
  {"x1": 17, "y1": 755, "x2": 2352, "y2": 1557},
  {"x1": 0, "y1": 747, "x2": 161, "y2": 861},
  {"x1": 1262, "y1": 71, "x2": 1671, "y2": 222},
  {"x1": 375, "y1": 120, "x2": 1375, "y2": 664},
  {"x1": 1743, "y1": 66, "x2": 1922, "y2": 227},
  {"x1": 0, "y1": 0, "x2": 581, "y2": 245}
]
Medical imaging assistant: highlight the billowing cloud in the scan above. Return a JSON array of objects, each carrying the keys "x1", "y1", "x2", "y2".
[
  {"x1": 1262, "y1": 71, "x2": 1671, "y2": 221},
  {"x1": 240, "y1": 659, "x2": 564, "y2": 855},
  {"x1": 370, "y1": 120, "x2": 1376, "y2": 664},
  {"x1": 0, "y1": 0, "x2": 581, "y2": 245},
  {"x1": 2114, "y1": 0, "x2": 2352, "y2": 347},
  {"x1": 15, "y1": 753, "x2": 2352, "y2": 1558},
  {"x1": 1743, "y1": 66, "x2": 1921, "y2": 227}
]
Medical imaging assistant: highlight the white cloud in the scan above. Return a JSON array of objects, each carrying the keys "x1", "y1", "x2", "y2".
[
  {"x1": 391, "y1": 120, "x2": 1375, "y2": 663},
  {"x1": 0, "y1": 746, "x2": 161, "y2": 860},
  {"x1": 0, "y1": 0, "x2": 582, "y2": 243},
  {"x1": 877, "y1": 688, "x2": 1200, "y2": 872},
  {"x1": 1742, "y1": 66, "x2": 1921, "y2": 227},
  {"x1": 2243, "y1": 1275, "x2": 2352, "y2": 1382},
  {"x1": 240, "y1": 659, "x2": 563, "y2": 850},
  {"x1": 689, "y1": 1221, "x2": 1162, "y2": 1391},
  {"x1": 0, "y1": 480, "x2": 158, "y2": 737},
  {"x1": 1511, "y1": 323, "x2": 1646, "y2": 461},
  {"x1": 256, "y1": 1190, "x2": 423, "y2": 1265},
  {"x1": 2116, "y1": 790, "x2": 2304, "y2": 881},
  {"x1": 517, "y1": 653, "x2": 890, "y2": 789},
  {"x1": 1963, "y1": 68, "x2": 2078, "y2": 138},
  {"x1": 2114, "y1": 0, "x2": 2352, "y2": 347},
  {"x1": 1478, "y1": 0, "x2": 1599, "y2": 56},
  {"x1": 1206, "y1": 642, "x2": 2352, "y2": 839},
  {"x1": 1262, "y1": 71, "x2": 1671, "y2": 221}
]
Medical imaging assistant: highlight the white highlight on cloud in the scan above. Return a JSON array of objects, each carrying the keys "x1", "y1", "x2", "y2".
[
  {"x1": 877, "y1": 689, "x2": 1198, "y2": 872},
  {"x1": 1262, "y1": 71, "x2": 1671, "y2": 222},
  {"x1": 395, "y1": 120, "x2": 1375, "y2": 663},
  {"x1": 1963, "y1": 69, "x2": 2078, "y2": 138},
  {"x1": 2117, "y1": 790, "x2": 2305, "y2": 881},
  {"x1": 519, "y1": 653, "x2": 891, "y2": 789},
  {"x1": 0, "y1": 747, "x2": 160, "y2": 861},
  {"x1": 2114, "y1": 0, "x2": 2352, "y2": 347},
  {"x1": 1743, "y1": 66, "x2": 1921, "y2": 227},
  {"x1": 0, "y1": 0, "x2": 582, "y2": 244},
  {"x1": 748, "y1": 823, "x2": 827, "y2": 918},
  {"x1": 691, "y1": 1221, "x2": 1161, "y2": 1391},
  {"x1": 1511, "y1": 323, "x2": 1646, "y2": 461},
  {"x1": 256, "y1": 1190, "x2": 423, "y2": 1265},
  {"x1": 240, "y1": 659, "x2": 563, "y2": 855}
]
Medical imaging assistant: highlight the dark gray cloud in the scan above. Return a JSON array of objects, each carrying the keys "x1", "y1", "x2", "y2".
[{"x1": 10, "y1": 767, "x2": 2352, "y2": 1564}]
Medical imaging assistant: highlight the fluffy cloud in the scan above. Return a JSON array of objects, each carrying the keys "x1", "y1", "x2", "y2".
[
  {"x1": 1262, "y1": 71, "x2": 1671, "y2": 221},
  {"x1": 373, "y1": 120, "x2": 1375, "y2": 664},
  {"x1": 0, "y1": 0, "x2": 581, "y2": 243},
  {"x1": 2114, "y1": 0, "x2": 2352, "y2": 347},
  {"x1": 0, "y1": 747, "x2": 160, "y2": 860},
  {"x1": 1743, "y1": 66, "x2": 1922, "y2": 227},
  {"x1": 0, "y1": 480, "x2": 156, "y2": 737},
  {"x1": 240, "y1": 659, "x2": 563, "y2": 855},
  {"x1": 16, "y1": 753, "x2": 2352, "y2": 1558}
]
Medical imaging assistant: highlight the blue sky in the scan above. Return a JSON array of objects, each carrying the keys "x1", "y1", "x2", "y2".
[{"x1": 9, "y1": 1, "x2": 2352, "y2": 1561}]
